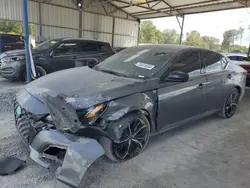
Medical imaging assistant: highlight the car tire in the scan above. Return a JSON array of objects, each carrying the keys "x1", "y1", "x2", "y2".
[
  {"x1": 218, "y1": 88, "x2": 240, "y2": 119},
  {"x1": 21, "y1": 65, "x2": 47, "y2": 81},
  {"x1": 99, "y1": 112, "x2": 150, "y2": 163}
]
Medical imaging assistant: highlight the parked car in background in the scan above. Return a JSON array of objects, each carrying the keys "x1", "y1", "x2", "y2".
[
  {"x1": 230, "y1": 50, "x2": 245, "y2": 54},
  {"x1": 15, "y1": 45, "x2": 246, "y2": 187},
  {"x1": 0, "y1": 34, "x2": 24, "y2": 53},
  {"x1": 224, "y1": 53, "x2": 250, "y2": 86},
  {"x1": 0, "y1": 38, "x2": 115, "y2": 81},
  {"x1": 113, "y1": 47, "x2": 127, "y2": 53}
]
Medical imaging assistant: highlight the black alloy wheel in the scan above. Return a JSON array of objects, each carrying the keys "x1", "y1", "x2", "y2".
[
  {"x1": 219, "y1": 88, "x2": 240, "y2": 118},
  {"x1": 100, "y1": 113, "x2": 150, "y2": 162},
  {"x1": 112, "y1": 117, "x2": 149, "y2": 160}
]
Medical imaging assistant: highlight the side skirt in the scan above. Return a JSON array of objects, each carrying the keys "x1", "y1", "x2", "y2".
[{"x1": 152, "y1": 109, "x2": 220, "y2": 137}]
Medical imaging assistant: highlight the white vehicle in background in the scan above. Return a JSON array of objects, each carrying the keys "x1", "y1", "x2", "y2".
[{"x1": 223, "y1": 53, "x2": 250, "y2": 87}]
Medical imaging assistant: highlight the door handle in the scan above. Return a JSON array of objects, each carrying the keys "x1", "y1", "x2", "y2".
[
  {"x1": 227, "y1": 74, "x2": 232, "y2": 79},
  {"x1": 197, "y1": 83, "x2": 204, "y2": 89}
]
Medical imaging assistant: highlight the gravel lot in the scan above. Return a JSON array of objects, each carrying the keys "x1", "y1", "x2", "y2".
[{"x1": 1, "y1": 75, "x2": 250, "y2": 188}]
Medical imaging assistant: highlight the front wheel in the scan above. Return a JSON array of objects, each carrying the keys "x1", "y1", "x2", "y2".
[
  {"x1": 21, "y1": 65, "x2": 47, "y2": 81},
  {"x1": 218, "y1": 88, "x2": 240, "y2": 119},
  {"x1": 99, "y1": 112, "x2": 150, "y2": 162}
]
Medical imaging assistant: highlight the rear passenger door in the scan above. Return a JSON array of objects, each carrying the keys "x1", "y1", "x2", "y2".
[
  {"x1": 76, "y1": 41, "x2": 101, "y2": 68},
  {"x1": 49, "y1": 40, "x2": 78, "y2": 72},
  {"x1": 202, "y1": 50, "x2": 229, "y2": 111},
  {"x1": 96, "y1": 43, "x2": 115, "y2": 61}
]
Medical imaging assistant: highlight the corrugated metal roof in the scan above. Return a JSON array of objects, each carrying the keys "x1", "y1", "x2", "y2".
[{"x1": 108, "y1": 0, "x2": 250, "y2": 19}]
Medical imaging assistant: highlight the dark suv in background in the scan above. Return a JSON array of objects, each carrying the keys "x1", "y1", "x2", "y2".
[
  {"x1": 0, "y1": 34, "x2": 24, "y2": 53},
  {"x1": 0, "y1": 38, "x2": 115, "y2": 81}
]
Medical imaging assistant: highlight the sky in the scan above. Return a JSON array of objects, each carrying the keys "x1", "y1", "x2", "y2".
[{"x1": 149, "y1": 8, "x2": 250, "y2": 46}]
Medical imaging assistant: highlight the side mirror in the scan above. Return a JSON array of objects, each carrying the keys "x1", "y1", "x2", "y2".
[{"x1": 166, "y1": 71, "x2": 189, "y2": 82}]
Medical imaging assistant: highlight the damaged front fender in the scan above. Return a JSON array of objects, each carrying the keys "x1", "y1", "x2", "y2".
[{"x1": 101, "y1": 91, "x2": 157, "y2": 133}]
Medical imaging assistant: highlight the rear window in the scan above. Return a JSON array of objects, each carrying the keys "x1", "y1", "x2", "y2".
[{"x1": 227, "y1": 56, "x2": 244, "y2": 61}]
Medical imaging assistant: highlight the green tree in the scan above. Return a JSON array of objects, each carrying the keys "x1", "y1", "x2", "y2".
[
  {"x1": 201, "y1": 36, "x2": 220, "y2": 50},
  {"x1": 155, "y1": 29, "x2": 163, "y2": 44},
  {"x1": 139, "y1": 21, "x2": 162, "y2": 44},
  {"x1": 0, "y1": 20, "x2": 35, "y2": 36},
  {"x1": 162, "y1": 29, "x2": 180, "y2": 44},
  {"x1": 237, "y1": 27, "x2": 244, "y2": 46},
  {"x1": 0, "y1": 20, "x2": 17, "y2": 33},
  {"x1": 185, "y1": 31, "x2": 205, "y2": 48},
  {"x1": 221, "y1": 29, "x2": 238, "y2": 51}
]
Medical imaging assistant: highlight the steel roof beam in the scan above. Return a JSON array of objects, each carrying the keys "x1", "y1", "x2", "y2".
[
  {"x1": 161, "y1": 0, "x2": 183, "y2": 15},
  {"x1": 114, "y1": 0, "x2": 170, "y2": 15},
  {"x1": 131, "y1": 0, "x2": 235, "y2": 15},
  {"x1": 119, "y1": 0, "x2": 160, "y2": 8},
  {"x1": 151, "y1": 0, "x2": 162, "y2": 8}
]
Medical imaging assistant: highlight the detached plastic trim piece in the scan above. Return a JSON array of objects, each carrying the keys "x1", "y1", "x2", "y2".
[{"x1": 0, "y1": 156, "x2": 25, "y2": 175}]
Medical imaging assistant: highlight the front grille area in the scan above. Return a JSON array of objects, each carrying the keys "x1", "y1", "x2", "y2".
[{"x1": 14, "y1": 102, "x2": 37, "y2": 144}]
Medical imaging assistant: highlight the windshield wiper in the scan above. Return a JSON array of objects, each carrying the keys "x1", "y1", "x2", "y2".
[{"x1": 100, "y1": 69, "x2": 127, "y2": 77}]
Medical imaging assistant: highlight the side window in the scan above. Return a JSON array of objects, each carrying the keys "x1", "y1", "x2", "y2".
[
  {"x1": 203, "y1": 51, "x2": 223, "y2": 73},
  {"x1": 1, "y1": 36, "x2": 18, "y2": 43},
  {"x1": 79, "y1": 42, "x2": 98, "y2": 52},
  {"x1": 170, "y1": 51, "x2": 201, "y2": 78},
  {"x1": 98, "y1": 43, "x2": 111, "y2": 53},
  {"x1": 55, "y1": 41, "x2": 77, "y2": 55}
]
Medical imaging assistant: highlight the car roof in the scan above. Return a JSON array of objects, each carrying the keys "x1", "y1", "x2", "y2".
[{"x1": 56, "y1": 38, "x2": 109, "y2": 44}]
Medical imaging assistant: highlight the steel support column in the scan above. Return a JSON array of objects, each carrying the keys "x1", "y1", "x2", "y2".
[
  {"x1": 38, "y1": 2, "x2": 42, "y2": 38},
  {"x1": 111, "y1": 17, "x2": 115, "y2": 47},
  {"x1": 176, "y1": 15, "x2": 185, "y2": 45},
  {"x1": 79, "y1": 10, "x2": 83, "y2": 38},
  {"x1": 22, "y1": 0, "x2": 32, "y2": 82},
  {"x1": 137, "y1": 19, "x2": 141, "y2": 46}
]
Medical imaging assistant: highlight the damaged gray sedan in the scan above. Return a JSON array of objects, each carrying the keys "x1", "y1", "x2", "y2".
[{"x1": 15, "y1": 45, "x2": 246, "y2": 187}]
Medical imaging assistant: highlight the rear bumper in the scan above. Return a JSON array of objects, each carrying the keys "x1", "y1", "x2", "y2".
[{"x1": 29, "y1": 130, "x2": 104, "y2": 188}]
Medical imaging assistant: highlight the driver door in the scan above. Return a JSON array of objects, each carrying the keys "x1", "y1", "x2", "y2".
[{"x1": 157, "y1": 50, "x2": 207, "y2": 131}]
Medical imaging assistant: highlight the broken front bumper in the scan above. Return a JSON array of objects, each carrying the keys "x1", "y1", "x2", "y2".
[
  {"x1": 14, "y1": 92, "x2": 106, "y2": 187},
  {"x1": 24, "y1": 129, "x2": 104, "y2": 187}
]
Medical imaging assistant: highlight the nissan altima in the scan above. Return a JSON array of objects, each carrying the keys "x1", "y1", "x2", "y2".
[{"x1": 14, "y1": 45, "x2": 246, "y2": 187}]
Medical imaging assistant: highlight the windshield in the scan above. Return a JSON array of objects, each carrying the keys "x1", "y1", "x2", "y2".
[
  {"x1": 33, "y1": 39, "x2": 60, "y2": 52},
  {"x1": 95, "y1": 47, "x2": 174, "y2": 79}
]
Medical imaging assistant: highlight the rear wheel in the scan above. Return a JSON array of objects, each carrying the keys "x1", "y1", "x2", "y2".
[
  {"x1": 99, "y1": 112, "x2": 150, "y2": 162},
  {"x1": 218, "y1": 88, "x2": 240, "y2": 118}
]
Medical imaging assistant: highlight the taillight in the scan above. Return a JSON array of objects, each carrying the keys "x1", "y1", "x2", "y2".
[
  {"x1": 239, "y1": 64, "x2": 250, "y2": 70},
  {"x1": 243, "y1": 70, "x2": 247, "y2": 76}
]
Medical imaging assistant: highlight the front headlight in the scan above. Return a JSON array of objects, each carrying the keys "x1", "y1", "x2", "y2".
[
  {"x1": 2, "y1": 55, "x2": 25, "y2": 62},
  {"x1": 78, "y1": 103, "x2": 106, "y2": 125}
]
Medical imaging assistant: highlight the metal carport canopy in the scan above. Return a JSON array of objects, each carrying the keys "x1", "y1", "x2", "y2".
[{"x1": 109, "y1": 0, "x2": 250, "y2": 19}]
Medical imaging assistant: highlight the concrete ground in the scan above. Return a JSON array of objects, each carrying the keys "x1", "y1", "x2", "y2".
[{"x1": 1, "y1": 76, "x2": 250, "y2": 188}]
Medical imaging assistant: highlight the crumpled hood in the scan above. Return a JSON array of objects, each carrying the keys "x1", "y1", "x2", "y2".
[{"x1": 25, "y1": 67, "x2": 157, "y2": 109}]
